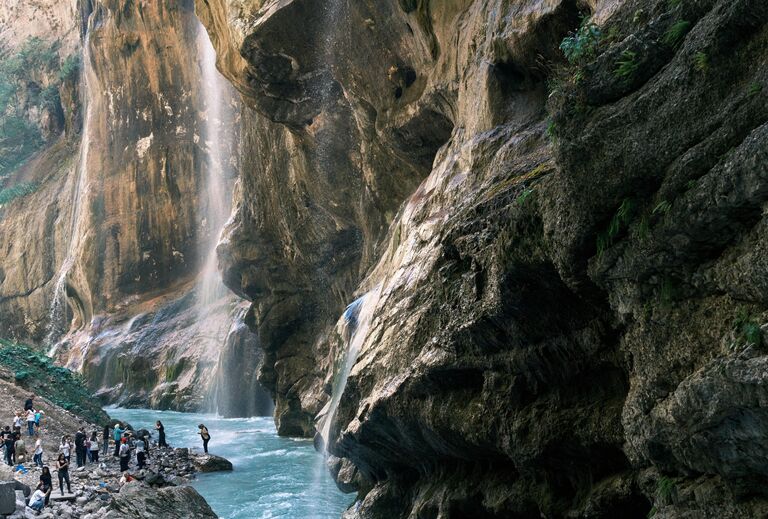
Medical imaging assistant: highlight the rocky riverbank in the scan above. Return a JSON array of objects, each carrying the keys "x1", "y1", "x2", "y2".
[
  {"x1": 0, "y1": 362, "x2": 230, "y2": 518},
  {"x1": 3, "y1": 446, "x2": 229, "y2": 518}
]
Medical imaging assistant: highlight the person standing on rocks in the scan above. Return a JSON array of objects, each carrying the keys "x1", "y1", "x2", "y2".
[
  {"x1": 15, "y1": 434, "x2": 26, "y2": 463},
  {"x1": 135, "y1": 436, "x2": 147, "y2": 469},
  {"x1": 56, "y1": 453, "x2": 71, "y2": 495},
  {"x1": 113, "y1": 424, "x2": 124, "y2": 457},
  {"x1": 33, "y1": 437, "x2": 43, "y2": 467},
  {"x1": 89, "y1": 431, "x2": 100, "y2": 463},
  {"x1": 34, "y1": 409, "x2": 44, "y2": 433},
  {"x1": 198, "y1": 424, "x2": 210, "y2": 454},
  {"x1": 4, "y1": 430, "x2": 15, "y2": 466},
  {"x1": 102, "y1": 425, "x2": 110, "y2": 456},
  {"x1": 24, "y1": 395, "x2": 34, "y2": 412},
  {"x1": 0, "y1": 426, "x2": 8, "y2": 460},
  {"x1": 38, "y1": 466, "x2": 52, "y2": 506},
  {"x1": 119, "y1": 437, "x2": 130, "y2": 472},
  {"x1": 25, "y1": 408, "x2": 35, "y2": 437},
  {"x1": 156, "y1": 420, "x2": 167, "y2": 448},
  {"x1": 13, "y1": 412, "x2": 23, "y2": 434},
  {"x1": 75, "y1": 426, "x2": 86, "y2": 467},
  {"x1": 59, "y1": 435, "x2": 71, "y2": 464}
]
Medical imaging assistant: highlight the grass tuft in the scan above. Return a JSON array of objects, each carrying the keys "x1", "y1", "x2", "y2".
[
  {"x1": 693, "y1": 51, "x2": 709, "y2": 73},
  {"x1": 614, "y1": 50, "x2": 639, "y2": 79},
  {"x1": 662, "y1": 21, "x2": 691, "y2": 47}
]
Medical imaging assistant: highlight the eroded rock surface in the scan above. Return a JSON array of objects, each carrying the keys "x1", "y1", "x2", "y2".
[
  {"x1": 0, "y1": 0, "x2": 269, "y2": 414},
  {"x1": 199, "y1": 0, "x2": 768, "y2": 516}
]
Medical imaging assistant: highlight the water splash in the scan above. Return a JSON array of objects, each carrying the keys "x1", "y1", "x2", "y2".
[{"x1": 46, "y1": 28, "x2": 96, "y2": 355}]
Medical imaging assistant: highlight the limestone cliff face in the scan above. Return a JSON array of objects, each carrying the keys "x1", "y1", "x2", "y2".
[
  {"x1": 200, "y1": 0, "x2": 768, "y2": 516},
  {"x1": 0, "y1": 0, "x2": 270, "y2": 415}
]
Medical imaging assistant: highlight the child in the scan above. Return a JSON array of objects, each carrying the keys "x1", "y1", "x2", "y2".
[{"x1": 34, "y1": 409, "x2": 43, "y2": 432}]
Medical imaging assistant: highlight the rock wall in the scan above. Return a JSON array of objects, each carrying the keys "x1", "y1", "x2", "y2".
[
  {"x1": 199, "y1": 0, "x2": 768, "y2": 517},
  {"x1": 0, "y1": 0, "x2": 269, "y2": 415}
]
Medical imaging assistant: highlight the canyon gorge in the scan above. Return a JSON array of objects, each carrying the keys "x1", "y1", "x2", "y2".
[{"x1": 1, "y1": 0, "x2": 767, "y2": 517}]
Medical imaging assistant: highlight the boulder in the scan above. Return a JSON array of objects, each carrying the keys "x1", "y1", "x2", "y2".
[
  {"x1": 0, "y1": 481, "x2": 17, "y2": 515},
  {"x1": 105, "y1": 483, "x2": 217, "y2": 518},
  {"x1": 191, "y1": 454, "x2": 233, "y2": 473}
]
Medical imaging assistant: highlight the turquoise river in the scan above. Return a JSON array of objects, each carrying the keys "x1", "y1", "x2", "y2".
[{"x1": 108, "y1": 408, "x2": 352, "y2": 519}]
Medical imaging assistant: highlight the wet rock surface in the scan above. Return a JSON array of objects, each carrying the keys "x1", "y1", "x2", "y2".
[
  {"x1": 197, "y1": 0, "x2": 768, "y2": 517},
  {"x1": 0, "y1": 0, "x2": 269, "y2": 415},
  {"x1": 192, "y1": 454, "x2": 233, "y2": 473}
]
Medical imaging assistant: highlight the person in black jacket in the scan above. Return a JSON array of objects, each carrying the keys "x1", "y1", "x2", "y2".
[
  {"x1": 24, "y1": 395, "x2": 34, "y2": 412},
  {"x1": 198, "y1": 424, "x2": 210, "y2": 454},
  {"x1": 156, "y1": 421, "x2": 167, "y2": 448},
  {"x1": 102, "y1": 425, "x2": 110, "y2": 456},
  {"x1": 74, "y1": 428, "x2": 86, "y2": 467},
  {"x1": 56, "y1": 454, "x2": 71, "y2": 495},
  {"x1": 4, "y1": 433, "x2": 15, "y2": 466},
  {"x1": 38, "y1": 466, "x2": 52, "y2": 505}
]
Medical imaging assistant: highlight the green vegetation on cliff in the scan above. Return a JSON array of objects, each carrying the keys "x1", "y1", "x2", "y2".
[
  {"x1": 0, "y1": 37, "x2": 75, "y2": 182},
  {"x1": 0, "y1": 339, "x2": 108, "y2": 424},
  {"x1": 0, "y1": 182, "x2": 39, "y2": 205}
]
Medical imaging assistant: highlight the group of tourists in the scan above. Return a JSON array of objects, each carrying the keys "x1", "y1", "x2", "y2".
[
  {"x1": 1, "y1": 395, "x2": 44, "y2": 466},
  {"x1": 26, "y1": 419, "x2": 172, "y2": 512},
  {"x1": 6, "y1": 394, "x2": 215, "y2": 513}
]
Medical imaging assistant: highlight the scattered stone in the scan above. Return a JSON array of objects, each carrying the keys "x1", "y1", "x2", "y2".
[{"x1": 50, "y1": 492, "x2": 77, "y2": 501}]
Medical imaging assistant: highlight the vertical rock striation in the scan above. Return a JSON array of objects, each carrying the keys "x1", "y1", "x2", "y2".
[
  {"x1": 199, "y1": 0, "x2": 768, "y2": 516},
  {"x1": 0, "y1": 0, "x2": 269, "y2": 414}
]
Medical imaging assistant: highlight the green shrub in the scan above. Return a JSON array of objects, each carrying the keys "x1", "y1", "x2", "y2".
[
  {"x1": 735, "y1": 311, "x2": 763, "y2": 348},
  {"x1": 37, "y1": 84, "x2": 61, "y2": 111},
  {"x1": 546, "y1": 119, "x2": 558, "y2": 140},
  {"x1": 614, "y1": 50, "x2": 639, "y2": 79},
  {"x1": 560, "y1": 19, "x2": 602, "y2": 65},
  {"x1": 0, "y1": 182, "x2": 39, "y2": 205},
  {"x1": 659, "y1": 278, "x2": 677, "y2": 305},
  {"x1": 0, "y1": 339, "x2": 109, "y2": 424},
  {"x1": 0, "y1": 117, "x2": 43, "y2": 179},
  {"x1": 2, "y1": 37, "x2": 59, "y2": 81},
  {"x1": 747, "y1": 82, "x2": 762, "y2": 97},
  {"x1": 0, "y1": 37, "x2": 62, "y2": 178},
  {"x1": 58, "y1": 54, "x2": 80, "y2": 82},
  {"x1": 662, "y1": 21, "x2": 691, "y2": 47}
]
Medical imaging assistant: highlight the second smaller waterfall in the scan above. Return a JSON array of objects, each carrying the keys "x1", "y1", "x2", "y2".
[{"x1": 317, "y1": 284, "x2": 383, "y2": 450}]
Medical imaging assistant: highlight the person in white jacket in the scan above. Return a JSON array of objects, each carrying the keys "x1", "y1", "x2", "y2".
[
  {"x1": 33, "y1": 438, "x2": 43, "y2": 467},
  {"x1": 25, "y1": 409, "x2": 35, "y2": 437},
  {"x1": 28, "y1": 488, "x2": 46, "y2": 512},
  {"x1": 88, "y1": 431, "x2": 100, "y2": 463}
]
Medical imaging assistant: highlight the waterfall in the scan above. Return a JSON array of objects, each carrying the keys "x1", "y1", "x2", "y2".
[
  {"x1": 196, "y1": 23, "x2": 231, "y2": 308},
  {"x1": 46, "y1": 29, "x2": 96, "y2": 356},
  {"x1": 195, "y1": 23, "x2": 240, "y2": 414},
  {"x1": 316, "y1": 285, "x2": 381, "y2": 450}
]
